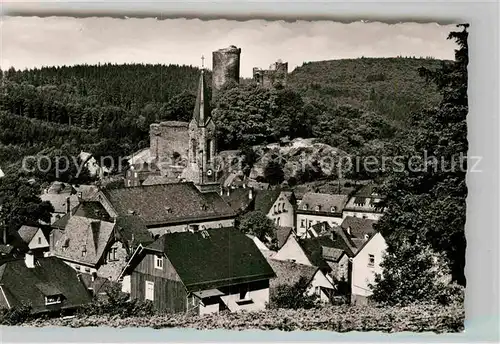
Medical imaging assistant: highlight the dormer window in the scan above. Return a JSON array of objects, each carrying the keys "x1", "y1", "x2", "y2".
[
  {"x1": 315, "y1": 205, "x2": 321, "y2": 212},
  {"x1": 155, "y1": 255, "x2": 164, "y2": 270},
  {"x1": 45, "y1": 294, "x2": 63, "y2": 305},
  {"x1": 82, "y1": 245, "x2": 87, "y2": 257},
  {"x1": 303, "y1": 204, "x2": 309, "y2": 210},
  {"x1": 330, "y1": 206, "x2": 337, "y2": 212}
]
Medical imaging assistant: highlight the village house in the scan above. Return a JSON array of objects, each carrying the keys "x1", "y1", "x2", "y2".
[
  {"x1": 343, "y1": 184, "x2": 386, "y2": 221},
  {"x1": 122, "y1": 227, "x2": 275, "y2": 314},
  {"x1": 296, "y1": 192, "x2": 349, "y2": 237},
  {"x1": 266, "y1": 258, "x2": 335, "y2": 304},
  {"x1": 0, "y1": 252, "x2": 93, "y2": 314},
  {"x1": 49, "y1": 201, "x2": 154, "y2": 282},
  {"x1": 254, "y1": 189, "x2": 297, "y2": 228},
  {"x1": 97, "y1": 182, "x2": 237, "y2": 237},
  {"x1": 17, "y1": 225, "x2": 51, "y2": 257},
  {"x1": 339, "y1": 216, "x2": 387, "y2": 305},
  {"x1": 40, "y1": 181, "x2": 80, "y2": 224}
]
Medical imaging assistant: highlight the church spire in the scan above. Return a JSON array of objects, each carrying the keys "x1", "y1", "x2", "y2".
[{"x1": 192, "y1": 58, "x2": 210, "y2": 127}]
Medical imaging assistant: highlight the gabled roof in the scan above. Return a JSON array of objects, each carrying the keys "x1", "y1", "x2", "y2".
[
  {"x1": 142, "y1": 175, "x2": 178, "y2": 186},
  {"x1": 266, "y1": 258, "x2": 319, "y2": 288},
  {"x1": 72, "y1": 185, "x2": 100, "y2": 201},
  {"x1": 220, "y1": 188, "x2": 254, "y2": 213},
  {"x1": 51, "y1": 216, "x2": 115, "y2": 266},
  {"x1": 101, "y1": 183, "x2": 235, "y2": 226},
  {"x1": 17, "y1": 225, "x2": 40, "y2": 244},
  {"x1": 254, "y1": 189, "x2": 282, "y2": 214},
  {"x1": 40, "y1": 192, "x2": 79, "y2": 214},
  {"x1": 0, "y1": 256, "x2": 92, "y2": 313},
  {"x1": 192, "y1": 70, "x2": 211, "y2": 127},
  {"x1": 299, "y1": 193, "x2": 349, "y2": 213},
  {"x1": 340, "y1": 216, "x2": 377, "y2": 239},
  {"x1": 275, "y1": 226, "x2": 293, "y2": 249},
  {"x1": 115, "y1": 215, "x2": 154, "y2": 247},
  {"x1": 298, "y1": 232, "x2": 355, "y2": 270},
  {"x1": 145, "y1": 227, "x2": 275, "y2": 292}
]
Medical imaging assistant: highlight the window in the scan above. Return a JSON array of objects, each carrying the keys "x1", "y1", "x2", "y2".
[
  {"x1": 108, "y1": 247, "x2": 118, "y2": 262},
  {"x1": 75, "y1": 265, "x2": 80, "y2": 271},
  {"x1": 145, "y1": 281, "x2": 154, "y2": 301},
  {"x1": 315, "y1": 286, "x2": 321, "y2": 296},
  {"x1": 273, "y1": 204, "x2": 277, "y2": 213},
  {"x1": 127, "y1": 180, "x2": 131, "y2": 187},
  {"x1": 276, "y1": 217, "x2": 281, "y2": 226},
  {"x1": 303, "y1": 204, "x2": 308, "y2": 210},
  {"x1": 85, "y1": 267, "x2": 91, "y2": 273},
  {"x1": 368, "y1": 254, "x2": 375, "y2": 267},
  {"x1": 38, "y1": 237, "x2": 42, "y2": 245},
  {"x1": 134, "y1": 172, "x2": 138, "y2": 178},
  {"x1": 155, "y1": 255, "x2": 163, "y2": 270},
  {"x1": 301, "y1": 219, "x2": 305, "y2": 228},
  {"x1": 45, "y1": 295, "x2": 62, "y2": 305},
  {"x1": 82, "y1": 245, "x2": 87, "y2": 257},
  {"x1": 206, "y1": 139, "x2": 213, "y2": 163},
  {"x1": 330, "y1": 206, "x2": 337, "y2": 212}
]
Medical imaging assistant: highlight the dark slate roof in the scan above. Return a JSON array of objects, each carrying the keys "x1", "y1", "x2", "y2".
[
  {"x1": 79, "y1": 274, "x2": 112, "y2": 295},
  {"x1": 300, "y1": 192, "x2": 349, "y2": 213},
  {"x1": 192, "y1": 70, "x2": 211, "y2": 127},
  {"x1": 115, "y1": 215, "x2": 154, "y2": 247},
  {"x1": 254, "y1": 189, "x2": 281, "y2": 214},
  {"x1": 220, "y1": 188, "x2": 254, "y2": 213},
  {"x1": 145, "y1": 227, "x2": 275, "y2": 292},
  {"x1": 340, "y1": 216, "x2": 377, "y2": 239},
  {"x1": 275, "y1": 226, "x2": 293, "y2": 249},
  {"x1": 0, "y1": 256, "x2": 92, "y2": 313},
  {"x1": 73, "y1": 202, "x2": 111, "y2": 221},
  {"x1": 266, "y1": 258, "x2": 318, "y2": 289},
  {"x1": 17, "y1": 225, "x2": 39, "y2": 244},
  {"x1": 0, "y1": 245, "x2": 14, "y2": 255},
  {"x1": 298, "y1": 232, "x2": 355, "y2": 270},
  {"x1": 101, "y1": 183, "x2": 235, "y2": 226}
]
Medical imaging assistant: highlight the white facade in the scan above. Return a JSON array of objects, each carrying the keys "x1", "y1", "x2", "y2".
[
  {"x1": 351, "y1": 232, "x2": 387, "y2": 302},
  {"x1": 342, "y1": 210, "x2": 383, "y2": 221},
  {"x1": 305, "y1": 270, "x2": 335, "y2": 302},
  {"x1": 272, "y1": 235, "x2": 311, "y2": 266},
  {"x1": 27, "y1": 228, "x2": 50, "y2": 251},
  {"x1": 296, "y1": 213, "x2": 343, "y2": 237},
  {"x1": 266, "y1": 192, "x2": 295, "y2": 228}
]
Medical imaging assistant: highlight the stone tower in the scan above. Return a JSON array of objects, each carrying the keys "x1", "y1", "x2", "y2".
[
  {"x1": 253, "y1": 60, "x2": 288, "y2": 89},
  {"x1": 182, "y1": 68, "x2": 219, "y2": 193},
  {"x1": 212, "y1": 45, "x2": 241, "y2": 99}
]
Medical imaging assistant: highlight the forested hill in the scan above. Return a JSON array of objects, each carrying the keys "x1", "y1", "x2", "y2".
[
  {"x1": 0, "y1": 57, "x2": 445, "y2": 181},
  {"x1": 288, "y1": 57, "x2": 445, "y2": 124}
]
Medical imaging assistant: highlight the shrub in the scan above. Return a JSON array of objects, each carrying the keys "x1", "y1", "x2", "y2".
[
  {"x1": 0, "y1": 304, "x2": 33, "y2": 325},
  {"x1": 270, "y1": 277, "x2": 319, "y2": 310},
  {"x1": 78, "y1": 283, "x2": 155, "y2": 318}
]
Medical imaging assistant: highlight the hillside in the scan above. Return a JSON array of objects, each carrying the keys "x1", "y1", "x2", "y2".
[{"x1": 288, "y1": 57, "x2": 445, "y2": 124}]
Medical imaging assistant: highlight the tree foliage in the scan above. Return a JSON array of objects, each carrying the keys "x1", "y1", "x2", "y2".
[
  {"x1": 374, "y1": 24, "x2": 469, "y2": 299},
  {"x1": 270, "y1": 277, "x2": 319, "y2": 310},
  {"x1": 237, "y1": 210, "x2": 276, "y2": 242}
]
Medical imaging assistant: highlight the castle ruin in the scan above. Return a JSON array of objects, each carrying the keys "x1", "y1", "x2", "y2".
[
  {"x1": 212, "y1": 45, "x2": 241, "y2": 98},
  {"x1": 253, "y1": 60, "x2": 288, "y2": 89}
]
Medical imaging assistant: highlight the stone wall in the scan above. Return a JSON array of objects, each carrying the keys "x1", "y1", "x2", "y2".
[
  {"x1": 150, "y1": 121, "x2": 190, "y2": 167},
  {"x1": 212, "y1": 46, "x2": 241, "y2": 98},
  {"x1": 253, "y1": 61, "x2": 288, "y2": 89}
]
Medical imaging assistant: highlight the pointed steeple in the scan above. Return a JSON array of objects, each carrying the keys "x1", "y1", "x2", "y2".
[{"x1": 192, "y1": 68, "x2": 211, "y2": 127}]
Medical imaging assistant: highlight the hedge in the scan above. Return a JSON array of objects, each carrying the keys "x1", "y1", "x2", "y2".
[{"x1": 22, "y1": 303, "x2": 464, "y2": 333}]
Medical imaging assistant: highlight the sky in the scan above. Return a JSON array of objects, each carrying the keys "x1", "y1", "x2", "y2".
[{"x1": 0, "y1": 17, "x2": 458, "y2": 77}]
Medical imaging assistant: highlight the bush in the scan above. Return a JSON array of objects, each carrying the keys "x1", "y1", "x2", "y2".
[
  {"x1": 78, "y1": 283, "x2": 155, "y2": 318},
  {"x1": 0, "y1": 304, "x2": 33, "y2": 325},
  {"x1": 270, "y1": 277, "x2": 319, "y2": 310}
]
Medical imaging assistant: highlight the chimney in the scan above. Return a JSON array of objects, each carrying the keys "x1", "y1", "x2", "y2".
[
  {"x1": 248, "y1": 188, "x2": 254, "y2": 200},
  {"x1": 66, "y1": 196, "x2": 71, "y2": 214},
  {"x1": 25, "y1": 251, "x2": 35, "y2": 268}
]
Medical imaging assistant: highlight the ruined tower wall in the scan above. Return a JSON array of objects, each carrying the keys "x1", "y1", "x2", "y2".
[
  {"x1": 150, "y1": 121, "x2": 190, "y2": 164},
  {"x1": 212, "y1": 46, "x2": 241, "y2": 98},
  {"x1": 253, "y1": 61, "x2": 288, "y2": 89}
]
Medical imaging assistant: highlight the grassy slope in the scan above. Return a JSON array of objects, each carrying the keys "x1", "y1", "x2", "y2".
[{"x1": 288, "y1": 57, "x2": 445, "y2": 125}]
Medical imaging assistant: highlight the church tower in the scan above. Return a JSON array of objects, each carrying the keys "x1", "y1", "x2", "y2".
[{"x1": 183, "y1": 59, "x2": 219, "y2": 193}]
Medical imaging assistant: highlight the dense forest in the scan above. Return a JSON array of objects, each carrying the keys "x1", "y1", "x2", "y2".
[{"x1": 0, "y1": 56, "x2": 446, "y2": 178}]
